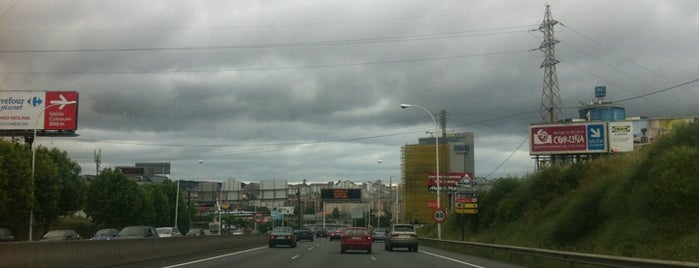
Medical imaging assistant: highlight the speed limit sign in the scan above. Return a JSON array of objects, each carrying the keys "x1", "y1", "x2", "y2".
[
  {"x1": 432, "y1": 208, "x2": 447, "y2": 223},
  {"x1": 253, "y1": 212, "x2": 264, "y2": 223}
]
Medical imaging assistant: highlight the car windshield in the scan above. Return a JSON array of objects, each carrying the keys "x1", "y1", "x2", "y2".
[
  {"x1": 119, "y1": 227, "x2": 145, "y2": 236},
  {"x1": 394, "y1": 225, "x2": 415, "y2": 232},
  {"x1": 43, "y1": 230, "x2": 68, "y2": 238},
  {"x1": 272, "y1": 227, "x2": 293, "y2": 234},
  {"x1": 95, "y1": 229, "x2": 115, "y2": 236},
  {"x1": 345, "y1": 229, "x2": 369, "y2": 236}
]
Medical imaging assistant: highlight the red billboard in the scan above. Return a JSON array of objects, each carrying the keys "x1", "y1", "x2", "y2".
[{"x1": 0, "y1": 90, "x2": 79, "y2": 131}]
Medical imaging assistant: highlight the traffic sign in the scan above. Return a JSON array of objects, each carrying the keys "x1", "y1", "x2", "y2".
[
  {"x1": 253, "y1": 212, "x2": 264, "y2": 223},
  {"x1": 432, "y1": 208, "x2": 447, "y2": 223},
  {"x1": 456, "y1": 208, "x2": 478, "y2": 214}
]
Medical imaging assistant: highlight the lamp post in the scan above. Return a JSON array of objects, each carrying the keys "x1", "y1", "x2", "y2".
[
  {"x1": 29, "y1": 100, "x2": 77, "y2": 241},
  {"x1": 400, "y1": 103, "x2": 442, "y2": 240},
  {"x1": 174, "y1": 179, "x2": 180, "y2": 231}
]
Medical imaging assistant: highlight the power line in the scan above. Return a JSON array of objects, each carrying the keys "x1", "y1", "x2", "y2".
[{"x1": 0, "y1": 25, "x2": 533, "y2": 54}]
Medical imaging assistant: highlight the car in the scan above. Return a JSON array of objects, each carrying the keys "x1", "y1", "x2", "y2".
[
  {"x1": 40, "y1": 229, "x2": 82, "y2": 241},
  {"x1": 329, "y1": 228, "x2": 345, "y2": 241},
  {"x1": 156, "y1": 227, "x2": 182, "y2": 238},
  {"x1": 90, "y1": 228, "x2": 119, "y2": 240},
  {"x1": 268, "y1": 226, "x2": 297, "y2": 248},
  {"x1": 295, "y1": 228, "x2": 314, "y2": 242},
  {"x1": 0, "y1": 228, "x2": 14, "y2": 242},
  {"x1": 340, "y1": 227, "x2": 373, "y2": 254},
  {"x1": 371, "y1": 228, "x2": 387, "y2": 242},
  {"x1": 315, "y1": 228, "x2": 328, "y2": 238},
  {"x1": 231, "y1": 229, "x2": 244, "y2": 235},
  {"x1": 385, "y1": 224, "x2": 418, "y2": 252},
  {"x1": 114, "y1": 226, "x2": 159, "y2": 239},
  {"x1": 186, "y1": 227, "x2": 206, "y2": 236}
]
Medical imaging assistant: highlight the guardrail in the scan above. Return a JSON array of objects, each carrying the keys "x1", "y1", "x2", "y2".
[
  {"x1": 419, "y1": 238, "x2": 699, "y2": 268},
  {"x1": 0, "y1": 234, "x2": 267, "y2": 268}
]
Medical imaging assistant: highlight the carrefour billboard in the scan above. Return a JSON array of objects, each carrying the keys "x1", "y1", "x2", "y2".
[
  {"x1": 530, "y1": 122, "x2": 607, "y2": 155},
  {"x1": 0, "y1": 90, "x2": 79, "y2": 131}
]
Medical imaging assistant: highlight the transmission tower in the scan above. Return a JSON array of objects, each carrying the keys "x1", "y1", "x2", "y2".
[{"x1": 538, "y1": 4, "x2": 563, "y2": 123}]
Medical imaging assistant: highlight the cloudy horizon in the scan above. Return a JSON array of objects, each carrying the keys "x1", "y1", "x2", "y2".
[{"x1": 1, "y1": 0, "x2": 697, "y2": 183}]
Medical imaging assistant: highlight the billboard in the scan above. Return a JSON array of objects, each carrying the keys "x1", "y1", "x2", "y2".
[
  {"x1": 320, "y1": 189, "x2": 362, "y2": 200},
  {"x1": 530, "y1": 122, "x2": 608, "y2": 155},
  {"x1": 0, "y1": 90, "x2": 79, "y2": 131},
  {"x1": 608, "y1": 121, "x2": 633, "y2": 153},
  {"x1": 427, "y1": 172, "x2": 474, "y2": 191}
]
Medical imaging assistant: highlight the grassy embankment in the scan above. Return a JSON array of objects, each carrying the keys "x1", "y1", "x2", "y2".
[{"x1": 420, "y1": 121, "x2": 699, "y2": 263}]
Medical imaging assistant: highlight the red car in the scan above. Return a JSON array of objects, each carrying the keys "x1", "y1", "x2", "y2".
[{"x1": 340, "y1": 227, "x2": 372, "y2": 254}]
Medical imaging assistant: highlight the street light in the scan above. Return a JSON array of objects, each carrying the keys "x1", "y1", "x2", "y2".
[
  {"x1": 400, "y1": 103, "x2": 442, "y2": 240},
  {"x1": 29, "y1": 100, "x2": 77, "y2": 241}
]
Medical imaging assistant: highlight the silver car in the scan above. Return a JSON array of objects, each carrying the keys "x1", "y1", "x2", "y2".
[{"x1": 385, "y1": 224, "x2": 418, "y2": 252}]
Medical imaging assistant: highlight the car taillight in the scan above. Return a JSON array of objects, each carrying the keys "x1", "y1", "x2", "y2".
[{"x1": 270, "y1": 235, "x2": 275, "y2": 239}]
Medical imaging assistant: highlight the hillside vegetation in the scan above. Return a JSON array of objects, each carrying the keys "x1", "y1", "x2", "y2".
[{"x1": 425, "y1": 121, "x2": 699, "y2": 262}]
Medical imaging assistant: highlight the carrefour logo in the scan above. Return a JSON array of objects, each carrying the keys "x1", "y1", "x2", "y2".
[{"x1": 29, "y1": 96, "x2": 43, "y2": 107}]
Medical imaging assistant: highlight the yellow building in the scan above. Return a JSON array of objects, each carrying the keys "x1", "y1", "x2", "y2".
[{"x1": 400, "y1": 132, "x2": 474, "y2": 224}]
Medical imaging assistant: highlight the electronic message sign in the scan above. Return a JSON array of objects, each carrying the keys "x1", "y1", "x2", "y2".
[
  {"x1": 321, "y1": 189, "x2": 362, "y2": 200},
  {"x1": 0, "y1": 90, "x2": 79, "y2": 131}
]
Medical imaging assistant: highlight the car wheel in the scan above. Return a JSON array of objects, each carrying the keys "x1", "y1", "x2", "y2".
[
  {"x1": 341, "y1": 248, "x2": 346, "y2": 254},
  {"x1": 310, "y1": 238, "x2": 314, "y2": 242},
  {"x1": 414, "y1": 245, "x2": 418, "y2": 252},
  {"x1": 367, "y1": 248, "x2": 372, "y2": 254},
  {"x1": 269, "y1": 243, "x2": 274, "y2": 248}
]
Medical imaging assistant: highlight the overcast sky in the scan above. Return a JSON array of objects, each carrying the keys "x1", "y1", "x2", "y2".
[{"x1": 1, "y1": 0, "x2": 697, "y2": 183}]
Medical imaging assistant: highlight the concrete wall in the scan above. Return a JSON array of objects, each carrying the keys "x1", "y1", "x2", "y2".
[{"x1": 0, "y1": 235, "x2": 266, "y2": 268}]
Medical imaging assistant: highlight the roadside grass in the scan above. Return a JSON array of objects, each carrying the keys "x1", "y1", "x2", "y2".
[{"x1": 434, "y1": 122, "x2": 699, "y2": 262}]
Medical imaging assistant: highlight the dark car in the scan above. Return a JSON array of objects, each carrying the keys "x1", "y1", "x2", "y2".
[
  {"x1": 329, "y1": 228, "x2": 345, "y2": 241},
  {"x1": 90, "y1": 228, "x2": 119, "y2": 240},
  {"x1": 41, "y1": 229, "x2": 82, "y2": 241},
  {"x1": 186, "y1": 227, "x2": 206, "y2": 236},
  {"x1": 0, "y1": 228, "x2": 15, "y2": 242},
  {"x1": 385, "y1": 224, "x2": 418, "y2": 252},
  {"x1": 295, "y1": 228, "x2": 314, "y2": 242},
  {"x1": 269, "y1": 226, "x2": 297, "y2": 248},
  {"x1": 315, "y1": 228, "x2": 328, "y2": 238},
  {"x1": 371, "y1": 228, "x2": 387, "y2": 242},
  {"x1": 114, "y1": 226, "x2": 159, "y2": 239},
  {"x1": 340, "y1": 227, "x2": 373, "y2": 254}
]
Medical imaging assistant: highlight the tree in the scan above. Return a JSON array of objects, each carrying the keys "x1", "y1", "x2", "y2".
[
  {"x1": 85, "y1": 169, "x2": 145, "y2": 228},
  {"x1": 0, "y1": 140, "x2": 32, "y2": 240}
]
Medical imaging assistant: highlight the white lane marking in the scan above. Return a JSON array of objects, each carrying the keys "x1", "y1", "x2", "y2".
[
  {"x1": 162, "y1": 246, "x2": 267, "y2": 268},
  {"x1": 308, "y1": 247, "x2": 314, "y2": 251},
  {"x1": 420, "y1": 250, "x2": 486, "y2": 268},
  {"x1": 291, "y1": 254, "x2": 300, "y2": 260},
  {"x1": 370, "y1": 256, "x2": 377, "y2": 261}
]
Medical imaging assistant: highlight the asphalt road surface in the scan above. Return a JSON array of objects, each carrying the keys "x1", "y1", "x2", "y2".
[{"x1": 158, "y1": 238, "x2": 525, "y2": 268}]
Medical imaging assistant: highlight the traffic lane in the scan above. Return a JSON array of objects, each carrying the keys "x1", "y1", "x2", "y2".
[
  {"x1": 160, "y1": 238, "x2": 525, "y2": 268},
  {"x1": 161, "y1": 239, "x2": 332, "y2": 268}
]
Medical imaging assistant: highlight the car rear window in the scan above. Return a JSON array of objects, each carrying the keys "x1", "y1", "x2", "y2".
[{"x1": 394, "y1": 225, "x2": 415, "y2": 232}]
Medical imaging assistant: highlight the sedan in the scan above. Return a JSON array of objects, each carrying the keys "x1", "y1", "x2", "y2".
[
  {"x1": 41, "y1": 229, "x2": 82, "y2": 241},
  {"x1": 329, "y1": 228, "x2": 345, "y2": 241},
  {"x1": 340, "y1": 227, "x2": 372, "y2": 254},
  {"x1": 269, "y1": 226, "x2": 297, "y2": 248},
  {"x1": 90, "y1": 228, "x2": 119, "y2": 240}
]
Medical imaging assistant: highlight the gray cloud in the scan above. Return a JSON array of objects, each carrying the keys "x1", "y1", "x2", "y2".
[{"x1": 1, "y1": 0, "x2": 697, "y2": 182}]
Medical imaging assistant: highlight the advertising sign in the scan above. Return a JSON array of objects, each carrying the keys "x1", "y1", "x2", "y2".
[
  {"x1": 0, "y1": 90, "x2": 79, "y2": 131},
  {"x1": 427, "y1": 172, "x2": 474, "y2": 191},
  {"x1": 608, "y1": 121, "x2": 634, "y2": 153},
  {"x1": 530, "y1": 122, "x2": 608, "y2": 155}
]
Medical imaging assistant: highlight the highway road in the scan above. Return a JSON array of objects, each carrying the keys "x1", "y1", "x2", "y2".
[{"x1": 157, "y1": 238, "x2": 525, "y2": 268}]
